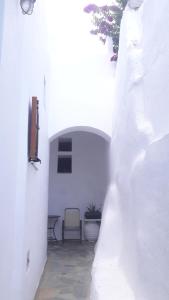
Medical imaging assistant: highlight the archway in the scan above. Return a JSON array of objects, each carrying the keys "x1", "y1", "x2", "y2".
[
  {"x1": 49, "y1": 126, "x2": 111, "y2": 143},
  {"x1": 48, "y1": 126, "x2": 111, "y2": 240}
]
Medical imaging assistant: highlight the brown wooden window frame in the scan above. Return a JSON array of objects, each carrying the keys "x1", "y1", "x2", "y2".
[{"x1": 28, "y1": 96, "x2": 41, "y2": 163}]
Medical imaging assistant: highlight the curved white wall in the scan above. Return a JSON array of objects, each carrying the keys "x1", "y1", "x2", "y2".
[
  {"x1": 92, "y1": 1, "x2": 169, "y2": 299},
  {"x1": 50, "y1": 126, "x2": 111, "y2": 143}
]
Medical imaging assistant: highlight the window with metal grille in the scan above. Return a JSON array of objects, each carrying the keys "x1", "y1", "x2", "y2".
[
  {"x1": 58, "y1": 138, "x2": 72, "y2": 152},
  {"x1": 57, "y1": 155, "x2": 72, "y2": 173}
]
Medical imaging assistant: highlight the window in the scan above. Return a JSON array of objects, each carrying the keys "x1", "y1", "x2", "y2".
[
  {"x1": 58, "y1": 138, "x2": 72, "y2": 152},
  {"x1": 57, "y1": 156, "x2": 72, "y2": 173},
  {"x1": 28, "y1": 97, "x2": 41, "y2": 163},
  {"x1": 57, "y1": 138, "x2": 72, "y2": 173}
]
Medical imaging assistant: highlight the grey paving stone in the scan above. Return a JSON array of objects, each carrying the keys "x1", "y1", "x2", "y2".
[{"x1": 34, "y1": 241, "x2": 95, "y2": 300}]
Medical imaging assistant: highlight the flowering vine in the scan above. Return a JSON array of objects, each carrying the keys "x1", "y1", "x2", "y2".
[{"x1": 84, "y1": 0, "x2": 128, "y2": 61}]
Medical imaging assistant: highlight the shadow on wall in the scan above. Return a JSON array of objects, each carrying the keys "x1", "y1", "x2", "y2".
[
  {"x1": 48, "y1": 129, "x2": 111, "y2": 240},
  {"x1": 131, "y1": 133, "x2": 169, "y2": 300},
  {"x1": 91, "y1": 110, "x2": 169, "y2": 300},
  {"x1": 91, "y1": 134, "x2": 169, "y2": 300},
  {"x1": 91, "y1": 184, "x2": 135, "y2": 300}
]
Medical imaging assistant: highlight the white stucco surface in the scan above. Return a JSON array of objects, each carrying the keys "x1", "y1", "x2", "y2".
[
  {"x1": 48, "y1": 131, "x2": 109, "y2": 240},
  {"x1": 92, "y1": 1, "x2": 169, "y2": 299},
  {"x1": 0, "y1": 1, "x2": 49, "y2": 300},
  {"x1": 45, "y1": 0, "x2": 115, "y2": 140}
]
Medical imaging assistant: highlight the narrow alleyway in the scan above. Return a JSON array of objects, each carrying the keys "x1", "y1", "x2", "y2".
[{"x1": 35, "y1": 242, "x2": 95, "y2": 300}]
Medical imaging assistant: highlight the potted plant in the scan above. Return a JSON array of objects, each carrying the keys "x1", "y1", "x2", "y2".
[
  {"x1": 84, "y1": 204, "x2": 102, "y2": 219},
  {"x1": 84, "y1": 204, "x2": 102, "y2": 241}
]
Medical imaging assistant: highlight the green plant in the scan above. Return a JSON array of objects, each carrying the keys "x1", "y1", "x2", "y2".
[
  {"x1": 84, "y1": 0, "x2": 128, "y2": 61},
  {"x1": 84, "y1": 203, "x2": 102, "y2": 219}
]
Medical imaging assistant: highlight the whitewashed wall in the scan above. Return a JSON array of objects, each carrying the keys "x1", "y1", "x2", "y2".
[
  {"x1": 92, "y1": 1, "x2": 169, "y2": 300},
  {"x1": 48, "y1": 131, "x2": 109, "y2": 240},
  {"x1": 0, "y1": 1, "x2": 49, "y2": 300},
  {"x1": 45, "y1": 0, "x2": 115, "y2": 140}
]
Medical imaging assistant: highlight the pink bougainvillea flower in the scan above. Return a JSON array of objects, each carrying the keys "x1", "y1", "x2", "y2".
[
  {"x1": 108, "y1": 16, "x2": 113, "y2": 22},
  {"x1": 83, "y1": 4, "x2": 98, "y2": 13}
]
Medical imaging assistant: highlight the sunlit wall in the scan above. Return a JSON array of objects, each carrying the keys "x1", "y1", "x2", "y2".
[
  {"x1": 44, "y1": 0, "x2": 115, "y2": 139},
  {"x1": 92, "y1": 0, "x2": 169, "y2": 299}
]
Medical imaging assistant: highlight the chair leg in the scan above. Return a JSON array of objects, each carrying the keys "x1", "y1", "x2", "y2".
[
  {"x1": 62, "y1": 220, "x2": 64, "y2": 244},
  {"x1": 80, "y1": 220, "x2": 82, "y2": 243}
]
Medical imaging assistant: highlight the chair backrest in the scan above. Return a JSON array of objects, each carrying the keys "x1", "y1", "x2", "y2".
[{"x1": 64, "y1": 208, "x2": 80, "y2": 228}]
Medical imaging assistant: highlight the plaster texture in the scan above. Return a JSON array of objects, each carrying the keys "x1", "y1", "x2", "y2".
[
  {"x1": 0, "y1": 1, "x2": 49, "y2": 300},
  {"x1": 92, "y1": 0, "x2": 169, "y2": 299}
]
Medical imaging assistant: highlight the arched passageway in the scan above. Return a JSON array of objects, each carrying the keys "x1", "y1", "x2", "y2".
[
  {"x1": 49, "y1": 126, "x2": 111, "y2": 143},
  {"x1": 48, "y1": 126, "x2": 111, "y2": 240}
]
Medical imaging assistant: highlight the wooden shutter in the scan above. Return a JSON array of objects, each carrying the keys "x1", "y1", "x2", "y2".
[{"x1": 29, "y1": 97, "x2": 41, "y2": 163}]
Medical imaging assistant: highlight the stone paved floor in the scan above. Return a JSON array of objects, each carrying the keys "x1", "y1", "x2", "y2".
[{"x1": 34, "y1": 241, "x2": 95, "y2": 300}]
